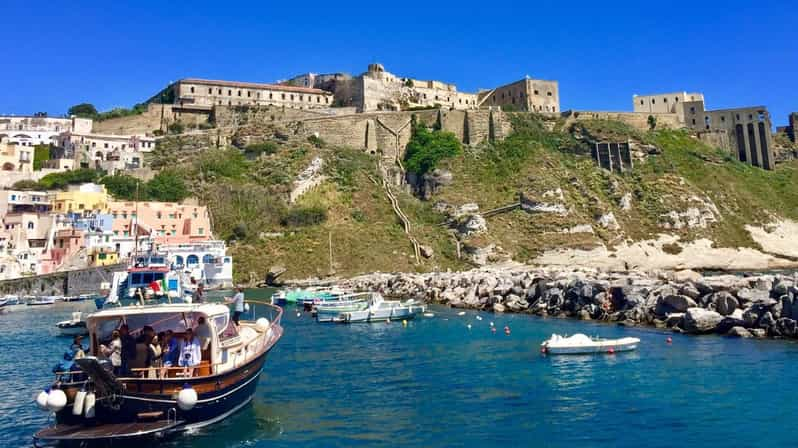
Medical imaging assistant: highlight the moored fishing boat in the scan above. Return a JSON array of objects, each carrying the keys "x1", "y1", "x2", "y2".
[
  {"x1": 33, "y1": 301, "x2": 283, "y2": 444},
  {"x1": 56, "y1": 312, "x2": 89, "y2": 336},
  {"x1": 338, "y1": 294, "x2": 425, "y2": 323},
  {"x1": 95, "y1": 253, "x2": 188, "y2": 309},
  {"x1": 540, "y1": 334, "x2": 641, "y2": 355},
  {"x1": 314, "y1": 292, "x2": 374, "y2": 323}
]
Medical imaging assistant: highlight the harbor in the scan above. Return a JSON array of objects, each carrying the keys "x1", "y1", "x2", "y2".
[{"x1": 3, "y1": 288, "x2": 798, "y2": 447}]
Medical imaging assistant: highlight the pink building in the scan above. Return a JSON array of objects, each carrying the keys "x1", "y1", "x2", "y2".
[
  {"x1": 107, "y1": 201, "x2": 212, "y2": 245},
  {"x1": 40, "y1": 229, "x2": 85, "y2": 274}
]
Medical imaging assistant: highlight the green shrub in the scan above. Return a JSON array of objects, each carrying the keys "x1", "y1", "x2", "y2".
[
  {"x1": 244, "y1": 141, "x2": 278, "y2": 157},
  {"x1": 12, "y1": 180, "x2": 41, "y2": 190},
  {"x1": 168, "y1": 121, "x2": 185, "y2": 134},
  {"x1": 281, "y1": 206, "x2": 327, "y2": 227},
  {"x1": 196, "y1": 148, "x2": 249, "y2": 179},
  {"x1": 307, "y1": 135, "x2": 325, "y2": 148},
  {"x1": 67, "y1": 103, "x2": 98, "y2": 118},
  {"x1": 101, "y1": 174, "x2": 142, "y2": 200},
  {"x1": 146, "y1": 170, "x2": 189, "y2": 202},
  {"x1": 350, "y1": 208, "x2": 366, "y2": 222},
  {"x1": 152, "y1": 129, "x2": 165, "y2": 136},
  {"x1": 404, "y1": 122, "x2": 462, "y2": 175},
  {"x1": 38, "y1": 168, "x2": 103, "y2": 190},
  {"x1": 33, "y1": 144, "x2": 51, "y2": 170}
]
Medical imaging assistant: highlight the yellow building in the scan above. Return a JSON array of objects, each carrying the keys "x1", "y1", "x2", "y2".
[
  {"x1": 51, "y1": 183, "x2": 109, "y2": 215},
  {"x1": 87, "y1": 246, "x2": 118, "y2": 266}
]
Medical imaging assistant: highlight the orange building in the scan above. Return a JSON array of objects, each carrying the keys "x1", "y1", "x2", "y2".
[{"x1": 106, "y1": 201, "x2": 211, "y2": 245}]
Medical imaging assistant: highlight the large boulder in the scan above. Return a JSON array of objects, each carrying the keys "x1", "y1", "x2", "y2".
[
  {"x1": 493, "y1": 303, "x2": 506, "y2": 313},
  {"x1": 726, "y1": 326, "x2": 753, "y2": 338},
  {"x1": 777, "y1": 318, "x2": 798, "y2": 338},
  {"x1": 662, "y1": 294, "x2": 697, "y2": 312},
  {"x1": 683, "y1": 308, "x2": 723, "y2": 334},
  {"x1": 460, "y1": 214, "x2": 487, "y2": 235},
  {"x1": 711, "y1": 292, "x2": 739, "y2": 316}
]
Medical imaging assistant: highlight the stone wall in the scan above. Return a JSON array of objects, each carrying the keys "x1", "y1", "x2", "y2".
[
  {"x1": 564, "y1": 110, "x2": 682, "y2": 131},
  {"x1": 0, "y1": 263, "x2": 126, "y2": 296}
]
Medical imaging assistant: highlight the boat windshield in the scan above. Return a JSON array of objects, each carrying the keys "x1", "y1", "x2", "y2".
[{"x1": 129, "y1": 272, "x2": 165, "y2": 286}]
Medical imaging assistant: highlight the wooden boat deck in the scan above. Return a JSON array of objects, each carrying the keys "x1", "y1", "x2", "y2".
[{"x1": 34, "y1": 419, "x2": 184, "y2": 441}]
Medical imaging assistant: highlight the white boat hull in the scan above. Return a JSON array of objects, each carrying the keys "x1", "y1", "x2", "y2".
[
  {"x1": 343, "y1": 304, "x2": 426, "y2": 323},
  {"x1": 541, "y1": 334, "x2": 640, "y2": 355},
  {"x1": 57, "y1": 324, "x2": 89, "y2": 336}
]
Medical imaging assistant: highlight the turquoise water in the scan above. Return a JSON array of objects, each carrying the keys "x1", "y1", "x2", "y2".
[{"x1": 2, "y1": 290, "x2": 798, "y2": 447}]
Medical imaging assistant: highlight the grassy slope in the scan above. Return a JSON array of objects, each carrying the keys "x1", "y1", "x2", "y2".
[{"x1": 158, "y1": 115, "x2": 798, "y2": 280}]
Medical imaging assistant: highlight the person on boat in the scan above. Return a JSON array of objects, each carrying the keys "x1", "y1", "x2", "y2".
[
  {"x1": 119, "y1": 324, "x2": 136, "y2": 375},
  {"x1": 69, "y1": 335, "x2": 86, "y2": 359},
  {"x1": 226, "y1": 287, "x2": 245, "y2": 326},
  {"x1": 178, "y1": 328, "x2": 202, "y2": 377},
  {"x1": 192, "y1": 283, "x2": 205, "y2": 303},
  {"x1": 160, "y1": 330, "x2": 178, "y2": 377},
  {"x1": 135, "y1": 288, "x2": 145, "y2": 305},
  {"x1": 145, "y1": 333, "x2": 163, "y2": 378},
  {"x1": 195, "y1": 316, "x2": 212, "y2": 350},
  {"x1": 100, "y1": 330, "x2": 123, "y2": 375}
]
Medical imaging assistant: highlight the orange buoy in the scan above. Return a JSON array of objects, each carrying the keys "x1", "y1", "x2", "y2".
[
  {"x1": 491, "y1": 327, "x2": 497, "y2": 334},
  {"x1": 504, "y1": 326, "x2": 511, "y2": 335},
  {"x1": 607, "y1": 347, "x2": 615, "y2": 354},
  {"x1": 666, "y1": 337, "x2": 673, "y2": 344},
  {"x1": 540, "y1": 346, "x2": 547, "y2": 354}
]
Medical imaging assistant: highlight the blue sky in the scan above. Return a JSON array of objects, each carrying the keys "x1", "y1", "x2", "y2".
[{"x1": 2, "y1": 0, "x2": 795, "y2": 125}]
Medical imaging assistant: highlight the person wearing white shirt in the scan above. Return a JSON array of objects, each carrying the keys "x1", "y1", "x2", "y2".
[
  {"x1": 226, "y1": 287, "x2": 245, "y2": 326},
  {"x1": 178, "y1": 328, "x2": 202, "y2": 377}
]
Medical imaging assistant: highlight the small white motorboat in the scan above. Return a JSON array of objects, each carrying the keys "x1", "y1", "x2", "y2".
[
  {"x1": 540, "y1": 333, "x2": 640, "y2": 355},
  {"x1": 56, "y1": 312, "x2": 88, "y2": 336},
  {"x1": 27, "y1": 296, "x2": 57, "y2": 306},
  {"x1": 3, "y1": 295, "x2": 20, "y2": 305}
]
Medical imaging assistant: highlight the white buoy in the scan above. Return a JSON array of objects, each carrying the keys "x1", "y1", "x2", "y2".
[
  {"x1": 423, "y1": 312, "x2": 434, "y2": 317},
  {"x1": 84, "y1": 392, "x2": 96, "y2": 418},
  {"x1": 476, "y1": 316, "x2": 483, "y2": 321},
  {"x1": 467, "y1": 324, "x2": 472, "y2": 330},
  {"x1": 46, "y1": 389, "x2": 67, "y2": 412},
  {"x1": 490, "y1": 321, "x2": 495, "y2": 327},
  {"x1": 72, "y1": 390, "x2": 87, "y2": 416},
  {"x1": 177, "y1": 384, "x2": 198, "y2": 411},
  {"x1": 35, "y1": 389, "x2": 49, "y2": 410},
  {"x1": 296, "y1": 312, "x2": 301, "y2": 317},
  {"x1": 457, "y1": 311, "x2": 466, "y2": 316},
  {"x1": 255, "y1": 318, "x2": 270, "y2": 332}
]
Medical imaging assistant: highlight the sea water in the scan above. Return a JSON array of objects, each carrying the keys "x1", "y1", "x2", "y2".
[{"x1": 2, "y1": 289, "x2": 797, "y2": 447}]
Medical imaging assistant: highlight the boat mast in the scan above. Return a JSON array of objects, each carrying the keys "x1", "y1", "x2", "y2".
[{"x1": 133, "y1": 181, "x2": 139, "y2": 258}]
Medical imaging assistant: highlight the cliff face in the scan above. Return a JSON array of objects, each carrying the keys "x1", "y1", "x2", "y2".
[{"x1": 155, "y1": 114, "x2": 798, "y2": 282}]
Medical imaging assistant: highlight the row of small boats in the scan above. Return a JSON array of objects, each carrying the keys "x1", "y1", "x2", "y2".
[
  {"x1": 0, "y1": 294, "x2": 95, "y2": 308},
  {"x1": 272, "y1": 288, "x2": 426, "y2": 323}
]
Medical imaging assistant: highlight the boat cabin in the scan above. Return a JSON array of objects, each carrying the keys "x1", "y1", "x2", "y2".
[{"x1": 86, "y1": 304, "x2": 266, "y2": 379}]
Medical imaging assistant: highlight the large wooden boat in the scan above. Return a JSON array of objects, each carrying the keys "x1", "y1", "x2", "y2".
[{"x1": 33, "y1": 301, "x2": 283, "y2": 444}]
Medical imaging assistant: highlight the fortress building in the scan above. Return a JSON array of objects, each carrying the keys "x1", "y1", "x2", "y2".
[
  {"x1": 286, "y1": 64, "x2": 560, "y2": 113},
  {"x1": 634, "y1": 92, "x2": 774, "y2": 170}
]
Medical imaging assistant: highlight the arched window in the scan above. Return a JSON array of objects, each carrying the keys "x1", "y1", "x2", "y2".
[
  {"x1": 202, "y1": 254, "x2": 215, "y2": 264},
  {"x1": 27, "y1": 222, "x2": 34, "y2": 230},
  {"x1": 174, "y1": 255, "x2": 184, "y2": 266},
  {"x1": 2, "y1": 162, "x2": 14, "y2": 171},
  {"x1": 186, "y1": 255, "x2": 199, "y2": 266}
]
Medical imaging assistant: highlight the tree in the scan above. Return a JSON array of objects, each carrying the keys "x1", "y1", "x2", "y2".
[
  {"x1": 101, "y1": 174, "x2": 142, "y2": 200},
  {"x1": 404, "y1": 123, "x2": 462, "y2": 175},
  {"x1": 146, "y1": 170, "x2": 189, "y2": 202},
  {"x1": 68, "y1": 103, "x2": 98, "y2": 118},
  {"x1": 12, "y1": 180, "x2": 41, "y2": 190},
  {"x1": 648, "y1": 115, "x2": 657, "y2": 130}
]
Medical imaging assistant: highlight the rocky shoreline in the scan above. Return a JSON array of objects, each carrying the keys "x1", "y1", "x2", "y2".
[{"x1": 339, "y1": 266, "x2": 798, "y2": 339}]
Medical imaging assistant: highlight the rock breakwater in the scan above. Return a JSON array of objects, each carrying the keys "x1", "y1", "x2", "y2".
[{"x1": 341, "y1": 267, "x2": 798, "y2": 339}]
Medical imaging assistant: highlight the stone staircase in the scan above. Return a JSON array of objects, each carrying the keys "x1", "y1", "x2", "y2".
[{"x1": 373, "y1": 159, "x2": 421, "y2": 264}]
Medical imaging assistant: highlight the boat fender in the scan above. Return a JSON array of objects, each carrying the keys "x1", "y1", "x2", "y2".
[
  {"x1": 244, "y1": 303, "x2": 250, "y2": 312},
  {"x1": 72, "y1": 390, "x2": 87, "y2": 416},
  {"x1": 35, "y1": 388, "x2": 50, "y2": 410},
  {"x1": 402, "y1": 319, "x2": 407, "y2": 326},
  {"x1": 540, "y1": 346, "x2": 547, "y2": 354},
  {"x1": 46, "y1": 388, "x2": 67, "y2": 412},
  {"x1": 255, "y1": 318, "x2": 270, "y2": 332},
  {"x1": 177, "y1": 384, "x2": 198, "y2": 411},
  {"x1": 84, "y1": 392, "x2": 96, "y2": 418}
]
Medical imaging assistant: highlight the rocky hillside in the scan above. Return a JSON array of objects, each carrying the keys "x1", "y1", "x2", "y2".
[{"x1": 152, "y1": 113, "x2": 798, "y2": 282}]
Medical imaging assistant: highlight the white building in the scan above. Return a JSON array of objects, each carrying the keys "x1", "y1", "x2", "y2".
[
  {"x1": 0, "y1": 115, "x2": 92, "y2": 147},
  {"x1": 158, "y1": 240, "x2": 233, "y2": 289},
  {"x1": 57, "y1": 132, "x2": 157, "y2": 173}
]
